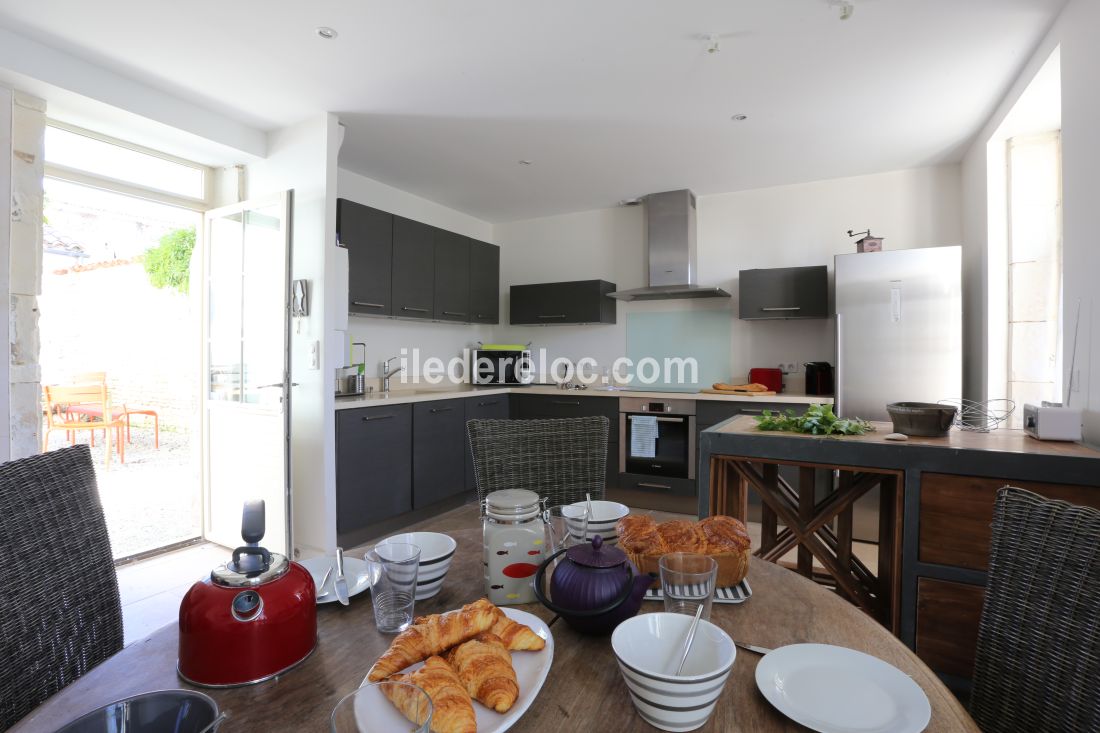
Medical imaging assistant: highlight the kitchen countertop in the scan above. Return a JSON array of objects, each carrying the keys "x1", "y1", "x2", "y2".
[{"x1": 335, "y1": 384, "x2": 832, "y2": 410}]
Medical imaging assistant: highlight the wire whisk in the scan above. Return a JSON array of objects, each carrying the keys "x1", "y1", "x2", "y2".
[{"x1": 937, "y1": 398, "x2": 1015, "y2": 432}]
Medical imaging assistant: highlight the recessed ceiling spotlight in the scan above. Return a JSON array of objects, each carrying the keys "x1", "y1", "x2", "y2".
[
  {"x1": 518, "y1": 159, "x2": 533, "y2": 166},
  {"x1": 731, "y1": 114, "x2": 748, "y2": 121},
  {"x1": 826, "y1": 0, "x2": 855, "y2": 20},
  {"x1": 315, "y1": 27, "x2": 338, "y2": 40}
]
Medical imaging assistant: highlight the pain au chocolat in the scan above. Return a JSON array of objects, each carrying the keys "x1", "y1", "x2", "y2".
[{"x1": 616, "y1": 515, "x2": 751, "y2": 588}]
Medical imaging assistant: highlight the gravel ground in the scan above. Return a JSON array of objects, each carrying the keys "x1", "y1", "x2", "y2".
[{"x1": 44, "y1": 419, "x2": 200, "y2": 559}]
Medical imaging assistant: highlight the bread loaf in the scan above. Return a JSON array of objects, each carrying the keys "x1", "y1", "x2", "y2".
[{"x1": 617, "y1": 515, "x2": 751, "y2": 588}]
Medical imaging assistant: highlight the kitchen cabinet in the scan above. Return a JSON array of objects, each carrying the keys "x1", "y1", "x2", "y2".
[
  {"x1": 510, "y1": 280, "x2": 617, "y2": 325},
  {"x1": 337, "y1": 199, "x2": 393, "y2": 316},
  {"x1": 391, "y1": 216, "x2": 435, "y2": 319},
  {"x1": 433, "y1": 229, "x2": 470, "y2": 322},
  {"x1": 464, "y1": 394, "x2": 511, "y2": 491},
  {"x1": 468, "y1": 238, "x2": 500, "y2": 324},
  {"x1": 335, "y1": 404, "x2": 412, "y2": 547},
  {"x1": 739, "y1": 266, "x2": 828, "y2": 320},
  {"x1": 412, "y1": 399, "x2": 467, "y2": 508}
]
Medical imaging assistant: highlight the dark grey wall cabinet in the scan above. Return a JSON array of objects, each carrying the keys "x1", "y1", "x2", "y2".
[
  {"x1": 336, "y1": 405, "x2": 412, "y2": 546},
  {"x1": 433, "y1": 229, "x2": 470, "y2": 322},
  {"x1": 413, "y1": 399, "x2": 467, "y2": 509},
  {"x1": 739, "y1": 266, "x2": 828, "y2": 320},
  {"x1": 391, "y1": 217, "x2": 436, "y2": 319},
  {"x1": 468, "y1": 238, "x2": 500, "y2": 324},
  {"x1": 510, "y1": 280, "x2": 617, "y2": 325},
  {"x1": 337, "y1": 199, "x2": 393, "y2": 316},
  {"x1": 464, "y1": 395, "x2": 510, "y2": 491}
]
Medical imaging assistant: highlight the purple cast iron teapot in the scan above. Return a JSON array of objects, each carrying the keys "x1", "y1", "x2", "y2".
[{"x1": 532, "y1": 535, "x2": 654, "y2": 634}]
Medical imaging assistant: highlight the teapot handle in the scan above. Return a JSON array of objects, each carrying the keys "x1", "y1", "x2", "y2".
[{"x1": 532, "y1": 548, "x2": 638, "y2": 618}]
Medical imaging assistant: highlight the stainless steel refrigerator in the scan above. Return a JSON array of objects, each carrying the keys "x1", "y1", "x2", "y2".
[
  {"x1": 835, "y1": 246, "x2": 962, "y2": 541},
  {"x1": 835, "y1": 246, "x2": 963, "y2": 421}
]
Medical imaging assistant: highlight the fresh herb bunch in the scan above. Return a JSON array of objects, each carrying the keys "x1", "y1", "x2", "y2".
[{"x1": 754, "y1": 404, "x2": 874, "y2": 436}]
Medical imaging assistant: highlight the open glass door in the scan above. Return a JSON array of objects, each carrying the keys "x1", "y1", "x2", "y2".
[{"x1": 202, "y1": 192, "x2": 292, "y2": 554}]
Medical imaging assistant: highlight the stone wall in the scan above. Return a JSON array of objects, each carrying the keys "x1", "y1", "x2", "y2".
[{"x1": 9, "y1": 91, "x2": 44, "y2": 459}]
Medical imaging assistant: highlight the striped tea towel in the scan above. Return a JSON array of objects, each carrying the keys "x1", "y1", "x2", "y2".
[{"x1": 644, "y1": 579, "x2": 753, "y2": 605}]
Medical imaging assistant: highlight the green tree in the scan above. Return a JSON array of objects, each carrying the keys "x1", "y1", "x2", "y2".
[{"x1": 144, "y1": 226, "x2": 195, "y2": 293}]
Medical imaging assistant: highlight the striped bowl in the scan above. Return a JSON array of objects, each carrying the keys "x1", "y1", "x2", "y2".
[
  {"x1": 568, "y1": 500, "x2": 629, "y2": 545},
  {"x1": 611, "y1": 613, "x2": 736, "y2": 732},
  {"x1": 377, "y1": 532, "x2": 456, "y2": 601}
]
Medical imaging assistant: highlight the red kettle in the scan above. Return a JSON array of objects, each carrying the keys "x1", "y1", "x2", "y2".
[{"x1": 178, "y1": 500, "x2": 316, "y2": 687}]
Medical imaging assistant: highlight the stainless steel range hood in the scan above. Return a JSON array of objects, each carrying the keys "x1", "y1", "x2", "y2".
[{"x1": 609, "y1": 189, "x2": 730, "y2": 301}]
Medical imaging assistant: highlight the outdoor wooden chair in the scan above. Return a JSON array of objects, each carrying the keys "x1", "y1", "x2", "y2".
[
  {"x1": 43, "y1": 383, "x2": 125, "y2": 466},
  {"x1": 63, "y1": 371, "x2": 160, "y2": 449}
]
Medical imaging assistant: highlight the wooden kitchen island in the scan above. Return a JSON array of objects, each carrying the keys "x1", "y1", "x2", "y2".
[{"x1": 698, "y1": 415, "x2": 1100, "y2": 694}]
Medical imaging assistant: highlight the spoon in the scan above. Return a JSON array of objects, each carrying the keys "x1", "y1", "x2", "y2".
[
  {"x1": 674, "y1": 604, "x2": 706, "y2": 676},
  {"x1": 585, "y1": 492, "x2": 594, "y2": 527},
  {"x1": 315, "y1": 566, "x2": 333, "y2": 599},
  {"x1": 197, "y1": 711, "x2": 229, "y2": 733}
]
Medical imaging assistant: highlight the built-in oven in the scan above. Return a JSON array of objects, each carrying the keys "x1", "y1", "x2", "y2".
[
  {"x1": 619, "y1": 397, "x2": 696, "y2": 481},
  {"x1": 471, "y1": 348, "x2": 532, "y2": 385}
]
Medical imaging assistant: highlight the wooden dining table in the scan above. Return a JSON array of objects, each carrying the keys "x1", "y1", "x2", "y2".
[{"x1": 11, "y1": 504, "x2": 979, "y2": 732}]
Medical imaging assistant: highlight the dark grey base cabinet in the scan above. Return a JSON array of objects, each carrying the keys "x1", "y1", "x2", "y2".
[
  {"x1": 336, "y1": 404, "x2": 412, "y2": 546},
  {"x1": 413, "y1": 399, "x2": 467, "y2": 509},
  {"x1": 464, "y1": 395, "x2": 511, "y2": 492},
  {"x1": 618, "y1": 472, "x2": 696, "y2": 497},
  {"x1": 510, "y1": 280, "x2": 617, "y2": 325},
  {"x1": 739, "y1": 266, "x2": 828, "y2": 320}
]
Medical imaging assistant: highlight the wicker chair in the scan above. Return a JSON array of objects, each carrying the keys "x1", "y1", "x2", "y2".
[
  {"x1": 969, "y1": 487, "x2": 1100, "y2": 733},
  {"x1": 0, "y1": 445, "x2": 123, "y2": 729},
  {"x1": 467, "y1": 417, "x2": 609, "y2": 508}
]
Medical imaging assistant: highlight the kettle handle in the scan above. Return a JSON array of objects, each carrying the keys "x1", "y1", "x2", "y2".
[
  {"x1": 532, "y1": 548, "x2": 637, "y2": 618},
  {"x1": 232, "y1": 545, "x2": 271, "y2": 575}
]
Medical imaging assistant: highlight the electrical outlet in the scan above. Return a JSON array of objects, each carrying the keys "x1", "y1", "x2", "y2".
[{"x1": 309, "y1": 340, "x2": 320, "y2": 370}]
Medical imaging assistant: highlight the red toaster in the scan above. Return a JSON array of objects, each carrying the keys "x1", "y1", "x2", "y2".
[{"x1": 748, "y1": 368, "x2": 783, "y2": 393}]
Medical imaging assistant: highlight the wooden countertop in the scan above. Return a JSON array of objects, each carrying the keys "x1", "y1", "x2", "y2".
[
  {"x1": 711, "y1": 415, "x2": 1100, "y2": 460},
  {"x1": 12, "y1": 504, "x2": 976, "y2": 733}
]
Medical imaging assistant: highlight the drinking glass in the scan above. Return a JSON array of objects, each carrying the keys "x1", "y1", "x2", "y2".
[
  {"x1": 331, "y1": 681, "x2": 432, "y2": 733},
  {"x1": 365, "y1": 542, "x2": 420, "y2": 633},
  {"x1": 659, "y1": 553, "x2": 718, "y2": 621},
  {"x1": 544, "y1": 504, "x2": 589, "y2": 550}
]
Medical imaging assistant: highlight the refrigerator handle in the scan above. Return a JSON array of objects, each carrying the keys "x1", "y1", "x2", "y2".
[{"x1": 835, "y1": 313, "x2": 844, "y2": 417}]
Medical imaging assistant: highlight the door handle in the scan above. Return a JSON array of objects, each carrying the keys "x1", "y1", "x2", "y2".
[
  {"x1": 537, "y1": 314, "x2": 566, "y2": 319},
  {"x1": 401, "y1": 306, "x2": 429, "y2": 313},
  {"x1": 442, "y1": 311, "x2": 467, "y2": 317},
  {"x1": 760, "y1": 306, "x2": 801, "y2": 312},
  {"x1": 361, "y1": 414, "x2": 395, "y2": 422},
  {"x1": 740, "y1": 409, "x2": 763, "y2": 414},
  {"x1": 476, "y1": 401, "x2": 499, "y2": 407},
  {"x1": 256, "y1": 382, "x2": 298, "y2": 389},
  {"x1": 476, "y1": 314, "x2": 492, "y2": 320},
  {"x1": 628, "y1": 415, "x2": 686, "y2": 423},
  {"x1": 637, "y1": 482, "x2": 673, "y2": 490},
  {"x1": 352, "y1": 301, "x2": 385, "y2": 309},
  {"x1": 430, "y1": 407, "x2": 455, "y2": 413},
  {"x1": 553, "y1": 400, "x2": 581, "y2": 405}
]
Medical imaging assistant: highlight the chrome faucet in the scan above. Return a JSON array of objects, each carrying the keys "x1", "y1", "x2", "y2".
[{"x1": 382, "y1": 356, "x2": 404, "y2": 392}]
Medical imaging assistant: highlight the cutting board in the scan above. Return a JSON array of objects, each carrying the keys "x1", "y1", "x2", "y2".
[{"x1": 699, "y1": 388, "x2": 778, "y2": 397}]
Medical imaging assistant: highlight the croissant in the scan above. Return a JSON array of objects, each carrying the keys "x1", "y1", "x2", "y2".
[
  {"x1": 384, "y1": 656, "x2": 477, "y2": 733},
  {"x1": 446, "y1": 632, "x2": 519, "y2": 713},
  {"x1": 489, "y1": 606, "x2": 546, "y2": 651},
  {"x1": 368, "y1": 598, "x2": 497, "y2": 682}
]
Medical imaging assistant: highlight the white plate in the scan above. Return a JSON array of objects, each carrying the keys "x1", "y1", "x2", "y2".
[
  {"x1": 298, "y1": 556, "x2": 377, "y2": 605},
  {"x1": 755, "y1": 644, "x2": 931, "y2": 733},
  {"x1": 358, "y1": 608, "x2": 554, "y2": 732}
]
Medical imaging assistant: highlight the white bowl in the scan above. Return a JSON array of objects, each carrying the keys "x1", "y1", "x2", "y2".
[
  {"x1": 611, "y1": 613, "x2": 736, "y2": 732},
  {"x1": 377, "y1": 532, "x2": 457, "y2": 600},
  {"x1": 568, "y1": 500, "x2": 629, "y2": 545}
]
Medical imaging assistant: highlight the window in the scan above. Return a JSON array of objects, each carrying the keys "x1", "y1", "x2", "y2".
[
  {"x1": 44, "y1": 122, "x2": 209, "y2": 206},
  {"x1": 1005, "y1": 131, "x2": 1062, "y2": 422}
]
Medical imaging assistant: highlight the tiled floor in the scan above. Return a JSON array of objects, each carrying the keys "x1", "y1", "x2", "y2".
[{"x1": 116, "y1": 542, "x2": 230, "y2": 646}]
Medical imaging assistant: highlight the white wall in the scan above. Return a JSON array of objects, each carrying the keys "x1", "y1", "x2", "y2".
[
  {"x1": 247, "y1": 114, "x2": 341, "y2": 559},
  {"x1": 494, "y1": 165, "x2": 963, "y2": 383},
  {"x1": 961, "y1": 0, "x2": 1100, "y2": 445},
  {"x1": 1, "y1": 85, "x2": 11, "y2": 462},
  {"x1": 336, "y1": 167, "x2": 496, "y2": 379}
]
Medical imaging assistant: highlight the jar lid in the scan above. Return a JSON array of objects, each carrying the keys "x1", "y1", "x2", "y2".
[
  {"x1": 566, "y1": 535, "x2": 626, "y2": 568},
  {"x1": 486, "y1": 489, "x2": 540, "y2": 514},
  {"x1": 211, "y1": 551, "x2": 289, "y2": 587}
]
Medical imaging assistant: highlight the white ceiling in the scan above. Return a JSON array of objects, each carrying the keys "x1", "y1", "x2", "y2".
[{"x1": 0, "y1": 0, "x2": 1066, "y2": 222}]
